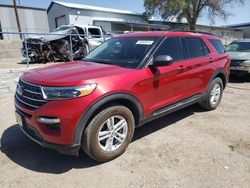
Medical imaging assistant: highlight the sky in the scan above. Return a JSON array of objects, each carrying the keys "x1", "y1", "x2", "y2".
[{"x1": 0, "y1": 0, "x2": 250, "y2": 26}]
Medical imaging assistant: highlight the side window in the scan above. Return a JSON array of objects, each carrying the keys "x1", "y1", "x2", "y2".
[
  {"x1": 75, "y1": 26, "x2": 86, "y2": 38},
  {"x1": 202, "y1": 41, "x2": 210, "y2": 56},
  {"x1": 183, "y1": 37, "x2": 209, "y2": 59},
  {"x1": 154, "y1": 37, "x2": 184, "y2": 61},
  {"x1": 209, "y1": 39, "x2": 225, "y2": 54}
]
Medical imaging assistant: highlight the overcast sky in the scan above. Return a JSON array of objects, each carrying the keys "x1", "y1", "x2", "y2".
[{"x1": 1, "y1": 0, "x2": 250, "y2": 26}]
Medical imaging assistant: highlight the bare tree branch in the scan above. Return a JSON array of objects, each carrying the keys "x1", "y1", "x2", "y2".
[{"x1": 144, "y1": 0, "x2": 244, "y2": 30}]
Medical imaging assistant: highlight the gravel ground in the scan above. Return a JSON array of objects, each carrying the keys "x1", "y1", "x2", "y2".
[
  {"x1": 0, "y1": 58, "x2": 59, "y2": 69},
  {"x1": 0, "y1": 78, "x2": 250, "y2": 188},
  {"x1": 0, "y1": 58, "x2": 60, "y2": 97}
]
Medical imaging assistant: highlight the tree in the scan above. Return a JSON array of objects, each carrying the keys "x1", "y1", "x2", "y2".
[{"x1": 144, "y1": 0, "x2": 244, "y2": 30}]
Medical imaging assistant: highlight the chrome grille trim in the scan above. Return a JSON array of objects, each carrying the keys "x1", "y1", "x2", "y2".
[
  {"x1": 23, "y1": 88, "x2": 42, "y2": 95},
  {"x1": 20, "y1": 79, "x2": 42, "y2": 87},
  {"x1": 15, "y1": 79, "x2": 47, "y2": 109},
  {"x1": 15, "y1": 95, "x2": 40, "y2": 109},
  {"x1": 21, "y1": 95, "x2": 47, "y2": 102}
]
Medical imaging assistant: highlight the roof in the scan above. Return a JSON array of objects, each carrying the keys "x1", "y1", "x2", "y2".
[
  {"x1": 48, "y1": 1, "x2": 141, "y2": 16},
  {"x1": 150, "y1": 21, "x2": 243, "y2": 31},
  {"x1": 226, "y1": 22, "x2": 250, "y2": 28},
  {"x1": 116, "y1": 31, "x2": 220, "y2": 39},
  {"x1": 94, "y1": 19, "x2": 169, "y2": 29},
  {"x1": 234, "y1": 38, "x2": 250, "y2": 42},
  {"x1": 0, "y1": 3, "x2": 46, "y2": 11}
]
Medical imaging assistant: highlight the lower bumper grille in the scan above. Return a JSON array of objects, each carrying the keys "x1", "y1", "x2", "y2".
[{"x1": 230, "y1": 60, "x2": 243, "y2": 67}]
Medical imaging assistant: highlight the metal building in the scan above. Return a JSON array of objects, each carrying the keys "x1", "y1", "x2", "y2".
[
  {"x1": 227, "y1": 22, "x2": 250, "y2": 38},
  {"x1": 0, "y1": 4, "x2": 49, "y2": 40},
  {"x1": 47, "y1": 1, "x2": 169, "y2": 33}
]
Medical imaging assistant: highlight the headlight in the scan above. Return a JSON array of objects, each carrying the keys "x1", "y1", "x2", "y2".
[
  {"x1": 241, "y1": 60, "x2": 250, "y2": 67},
  {"x1": 41, "y1": 83, "x2": 97, "y2": 100}
]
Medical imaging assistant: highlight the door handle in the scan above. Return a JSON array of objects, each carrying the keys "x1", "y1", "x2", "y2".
[
  {"x1": 209, "y1": 58, "x2": 214, "y2": 63},
  {"x1": 177, "y1": 65, "x2": 185, "y2": 71}
]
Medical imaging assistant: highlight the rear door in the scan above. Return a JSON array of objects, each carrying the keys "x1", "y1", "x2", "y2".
[{"x1": 181, "y1": 37, "x2": 214, "y2": 96}]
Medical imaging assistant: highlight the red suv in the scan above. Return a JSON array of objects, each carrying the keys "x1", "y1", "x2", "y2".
[{"x1": 15, "y1": 31, "x2": 230, "y2": 162}]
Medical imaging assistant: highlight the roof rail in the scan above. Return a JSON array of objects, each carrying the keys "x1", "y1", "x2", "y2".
[{"x1": 171, "y1": 29, "x2": 214, "y2": 36}]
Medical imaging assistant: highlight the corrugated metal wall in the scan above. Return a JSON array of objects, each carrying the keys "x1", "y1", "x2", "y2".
[{"x1": 0, "y1": 6, "x2": 49, "y2": 40}]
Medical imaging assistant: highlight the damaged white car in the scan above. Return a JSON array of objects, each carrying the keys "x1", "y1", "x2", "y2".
[{"x1": 226, "y1": 39, "x2": 250, "y2": 76}]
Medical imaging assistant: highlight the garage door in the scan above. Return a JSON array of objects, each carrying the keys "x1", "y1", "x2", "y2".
[{"x1": 55, "y1": 15, "x2": 66, "y2": 28}]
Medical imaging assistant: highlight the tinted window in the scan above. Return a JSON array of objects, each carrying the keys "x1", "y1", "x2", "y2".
[
  {"x1": 202, "y1": 41, "x2": 210, "y2": 56},
  {"x1": 209, "y1": 39, "x2": 225, "y2": 54},
  {"x1": 154, "y1": 37, "x2": 184, "y2": 61},
  {"x1": 183, "y1": 38, "x2": 209, "y2": 59}
]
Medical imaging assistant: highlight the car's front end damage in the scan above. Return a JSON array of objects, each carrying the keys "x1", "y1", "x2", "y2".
[{"x1": 228, "y1": 52, "x2": 250, "y2": 75}]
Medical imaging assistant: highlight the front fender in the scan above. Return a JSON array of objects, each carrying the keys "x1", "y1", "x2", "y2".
[{"x1": 73, "y1": 92, "x2": 143, "y2": 144}]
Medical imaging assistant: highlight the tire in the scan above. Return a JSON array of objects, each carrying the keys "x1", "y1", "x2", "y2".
[
  {"x1": 82, "y1": 105, "x2": 135, "y2": 162},
  {"x1": 199, "y1": 77, "x2": 224, "y2": 111}
]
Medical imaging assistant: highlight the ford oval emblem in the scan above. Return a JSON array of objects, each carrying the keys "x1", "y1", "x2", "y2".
[{"x1": 17, "y1": 86, "x2": 24, "y2": 96}]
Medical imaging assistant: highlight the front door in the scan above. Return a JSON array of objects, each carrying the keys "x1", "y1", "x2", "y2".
[{"x1": 142, "y1": 37, "x2": 190, "y2": 114}]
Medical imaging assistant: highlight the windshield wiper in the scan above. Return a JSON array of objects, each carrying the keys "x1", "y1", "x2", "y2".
[{"x1": 83, "y1": 58, "x2": 113, "y2": 65}]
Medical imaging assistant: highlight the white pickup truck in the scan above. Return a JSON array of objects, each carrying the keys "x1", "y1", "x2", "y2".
[{"x1": 73, "y1": 24, "x2": 105, "y2": 50}]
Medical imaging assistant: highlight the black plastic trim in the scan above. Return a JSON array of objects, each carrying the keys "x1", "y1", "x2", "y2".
[
  {"x1": 209, "y1": 69, "x2": 228, "y2": 89},
  {"x1": 138, "y1": 94, "x2": 203, "y2": 126},
  {"x1": 19, "y1": 123, "x2": 80, "y2": 156}
]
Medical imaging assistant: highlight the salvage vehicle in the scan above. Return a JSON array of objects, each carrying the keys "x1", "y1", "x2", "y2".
[
  {"x1": 15, "y1": 31, "x2": 230, "y2": 162},
  {"x1": 21, "y1": 25, "x2": 104, "y2": 63},
  {"x1": 226, "y1": 39, "x2": 250, "y2": 76}
]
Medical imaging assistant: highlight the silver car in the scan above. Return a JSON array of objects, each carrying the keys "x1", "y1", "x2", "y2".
[{"x1": 226, "y1": 39, "x2": 250, "y2": 76}]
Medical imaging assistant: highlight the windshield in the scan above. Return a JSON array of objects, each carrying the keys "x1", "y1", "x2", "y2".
[
  {"x1": 226, "y1": 42, "x2": 250, "y2": 52},
  {"x1": 84, "y1": 37, "x2": 159, "y2": 68}
]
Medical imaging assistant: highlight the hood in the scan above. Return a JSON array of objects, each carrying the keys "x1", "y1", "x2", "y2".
[
  {"x1": 21, "y1": 61, "x2": 133, "y2": 86},
  {"x1": 227, "y1": 52, "x2": 250, "y2": 60},
  {"x1": 43, "y1": 29, "x2": 71, "y2": 42}
]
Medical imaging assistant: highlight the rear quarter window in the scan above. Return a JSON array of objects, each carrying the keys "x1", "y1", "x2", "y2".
[{"x1": 209, "y1": 39, "x2": 225, "y2": 54}]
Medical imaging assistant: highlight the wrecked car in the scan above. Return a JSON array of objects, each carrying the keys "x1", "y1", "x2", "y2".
[
  {"x1": 226, "y1": 39, "x2": 250, "y2": 76},
  {"x1": 21, "y1": 25, "x2": 90, "y2": 63}
]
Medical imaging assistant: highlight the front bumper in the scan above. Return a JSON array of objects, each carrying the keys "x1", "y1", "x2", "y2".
[
  {"x1": 18, "y1": 120, "x2": 81, "y2": 156},
  {"x1": 14, "y1": 90, "x2": 97, "y2": 145},
  {"x1": 230, "y1": 66, "x2": 250, "y2": 74}
]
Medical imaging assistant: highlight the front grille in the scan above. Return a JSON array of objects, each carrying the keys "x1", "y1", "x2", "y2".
[
  {"x1": 231, "y1": 60, "x2": 243, "y2": 67},
  {"x1": 15, "y1": 79, "x2": 47, "y2": 110},
  {"x1": 23, "y1": 39, "x2": 41, "y2": 49}
]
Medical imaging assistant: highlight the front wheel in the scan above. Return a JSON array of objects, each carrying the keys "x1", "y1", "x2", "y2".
[
  {"x1": 199, "y1": 77, "x2": 224, "y2": 110},
  {"x1": 82, "y1": 106, "x2": 135, "y2": 162}
]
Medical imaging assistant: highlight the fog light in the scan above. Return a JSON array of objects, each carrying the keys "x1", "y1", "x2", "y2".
[
  {"x1": 37, "y1": 117, "x2": 60, "y2": 124},
  {"x1": 37, "y1": 117, "x2": 61, "y2": 131}
]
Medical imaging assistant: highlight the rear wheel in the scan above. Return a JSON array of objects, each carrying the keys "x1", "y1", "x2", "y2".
[
  {"x1": 82, "y1": 106, "x2": 135, "y2": 162},
  {"x1": 199, "y1": 77, "x2": 223, "y2": 110}
]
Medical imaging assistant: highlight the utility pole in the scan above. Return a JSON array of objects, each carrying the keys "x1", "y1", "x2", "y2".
[{"x1": 13, "y1": 0, "x2": 22, "y2": 39}]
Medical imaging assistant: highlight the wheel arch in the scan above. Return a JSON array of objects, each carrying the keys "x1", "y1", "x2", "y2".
[
  {"x1": 210, "y1": 69, "x2": 228, "y2": 89},
  {"x1": 73, "y1": 93, "x2": 144, "y2": 144}
]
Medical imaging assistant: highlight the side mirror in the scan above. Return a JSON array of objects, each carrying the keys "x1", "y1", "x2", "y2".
[{"x1": 151, "y1": 55, "x2": 173, "y2": 67}]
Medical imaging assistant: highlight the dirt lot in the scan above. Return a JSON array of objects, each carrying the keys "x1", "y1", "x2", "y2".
[
  {"x1": 0, "y1": 58, "x2": 59, "y2": 69},
  {"x1": 0, "y1": 78, "x2": 250, "y2": 188}
]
